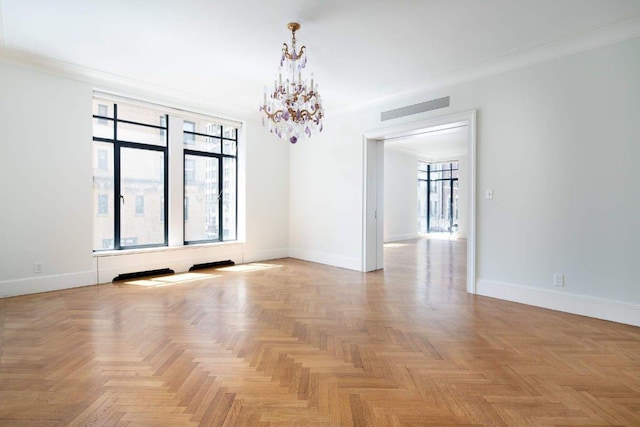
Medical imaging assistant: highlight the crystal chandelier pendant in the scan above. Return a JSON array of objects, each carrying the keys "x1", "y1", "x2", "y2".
[{"x1": 260, "y1": 22, "x2": 324, "y2": 143}]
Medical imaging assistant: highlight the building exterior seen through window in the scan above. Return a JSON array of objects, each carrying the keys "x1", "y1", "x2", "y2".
[
  {"x1": 183, "y1": 119, "x2": 237, "y2": 243},
  {"x1": 417, "y1": 161, "x2": 459, "y2": 234},
  {"x1": 92, "y1": 97, "x2": 239, "y2": 251}
]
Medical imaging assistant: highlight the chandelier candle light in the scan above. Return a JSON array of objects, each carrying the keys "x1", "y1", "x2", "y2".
[{"x1": 260, "y1": 22, "x2": 324, "y2": 144}]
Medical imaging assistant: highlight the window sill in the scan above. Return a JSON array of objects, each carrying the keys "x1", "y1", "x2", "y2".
[{"x1": 93, "y1": 240, "x2": 243, "y2": 258}]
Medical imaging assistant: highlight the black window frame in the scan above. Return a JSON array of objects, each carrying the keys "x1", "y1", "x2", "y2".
[
  {"x1": 418, "y1": 161, "x2": 459, "y2": 233},
  {"x1": 92, "y1": 102, "x2": 169, "y2": 251},
  {"x1": 183, "y1": 124, "x2": 238, "y2": 245}
]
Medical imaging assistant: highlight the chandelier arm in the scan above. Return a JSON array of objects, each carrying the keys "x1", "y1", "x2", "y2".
[
  {"x1": 283, "y1": 46, "x2": 306, "y2": 61},
  {"x1": 260, "y1": 106, "x2": 323, "y2": 124},
  {"x1": 262, "y1": 109, "x2": 285, "y2": 121}
]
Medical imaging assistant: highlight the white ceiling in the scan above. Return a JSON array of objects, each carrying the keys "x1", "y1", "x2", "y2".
[
  {"x1": 384, "y1": 123, "x2": 468, "y2": 160},
  {"x1": 2, "y1": 0, "x2": 640, "y2": 114}
]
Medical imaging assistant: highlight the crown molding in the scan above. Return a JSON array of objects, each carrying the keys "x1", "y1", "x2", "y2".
[
  {"x1": 2, "y1": 10, "x2": 640, "y2": 120},
  {"x1": 332, "y1": 12, "x2": 640, "y2": 116},
  {"x1": 428, "y1": 11, "x2": 640, "y2": 91},
  {"x1": 0, "y1": 47, "x2": 255, "y2": 122}
]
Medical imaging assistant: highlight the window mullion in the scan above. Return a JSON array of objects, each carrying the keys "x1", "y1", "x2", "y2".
[
  {"x1": 163, "y1": 113, "x2": 169, "y2": 246},
  {"x1": 113, "y1": 103, "x2": 122, "y2": 250},
  {"x1": 218, "y1": 154, "x2": 224, "y2": 241}
]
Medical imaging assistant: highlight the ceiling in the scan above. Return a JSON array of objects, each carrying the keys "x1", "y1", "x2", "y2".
[
  {"x1": 384, "y1": 123, "x2": 468, "y2": 160},
  {"x1": 2, "y1": 0, "x2": 640, "y2": 115}
]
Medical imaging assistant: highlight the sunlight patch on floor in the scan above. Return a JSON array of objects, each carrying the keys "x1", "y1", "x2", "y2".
[
  {"x1": 420, "y1": 232, "x2": 460, "y2": 240},
  {"x1": 123, "y1": 272, "x2": 219, "y2": 287},
  {"x1": 217, "y1": 263, "x2": 282, "y2": 273},
  {"x1": 384, "y1": 243, "x2": 409, "y2": 248}
]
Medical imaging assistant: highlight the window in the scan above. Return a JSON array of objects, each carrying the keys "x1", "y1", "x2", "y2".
[
  {"x1": 92, "y1": 95, "x2": 239, "y2": 251},
  {"x1": 418, "y1": 161, "x2": 459, "y2": 234},
  {"x1": 97, "y1": 104, "x2": 108, "y2": 125},
  {"x1": 159, "y1": 115, "x2": 166, "y2": 138},
  {"x1": 98, "y1": 194, "x2": 108, "y2": 215},
  {"x1": 183, "y1": 118, "x2": 238, "y2": 244},
  {"x1": 183, "y1": 121, "x2": 195, "y2": 145},
  {"x1": 92, "y1": 98, "x2": 168, "y2": 250},
  {"x1": 135, "y1": 195, "x2": 144, "y2": 215},
  {"x1": 97, "y1": 149, "x2": 108, "y2": 170},
  {"x1": 184, "y1": 158, "x2": 195, "y2": 183}
]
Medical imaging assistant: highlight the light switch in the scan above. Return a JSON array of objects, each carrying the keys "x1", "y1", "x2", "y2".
[{"x1": 485, "y1": 189, "x2": 493, "y2": 200}]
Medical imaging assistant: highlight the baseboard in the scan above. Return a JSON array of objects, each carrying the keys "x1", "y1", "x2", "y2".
[
  {"x1": 476, "y1": 279, "x2": 640, "y2": 327},
  {"x1": 243, "y1": 247, "x2": 289, "y2": 264},
  {"x1": 288, "y1": 247, "x2": 361, "y2": 271},
  {"x1": 0, "y1": 271, "x2": 97, "y2": 298},
  {"x1": 384, "y1": 232, "x2": 419, "y2": 243}
]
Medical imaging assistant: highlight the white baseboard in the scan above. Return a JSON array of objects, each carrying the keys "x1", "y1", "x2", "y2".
[
  {"x1": 243, "y1": 247, "x2": 289, "y2": 264},
  {"x1": 476, "y1": 279, "x2": 640, "y2": 327},
  {"x1": 0, "y1": 271, "x2": 96, "y2": 298},
  {"x1": 384, "y1": 232, "x2": 419, "y2": 243},
  {"x1": 289, "y1": 247, "x2": 361, "y2": 271}
]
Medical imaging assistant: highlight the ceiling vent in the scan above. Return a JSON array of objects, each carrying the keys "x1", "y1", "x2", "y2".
[{"x1": 381, "y1": 96, "x2": 450, "y2": 121}]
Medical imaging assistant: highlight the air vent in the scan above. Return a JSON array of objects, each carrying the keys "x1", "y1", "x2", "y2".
[
  {"x1": 381, "y1": 96, "x2": 450, "y2": 121},
  {"x1": 112, "y1": 268, "x2": 174, "y2": 282},
  {"x1": 189, "y1": 260, "x2": 235, "y2": 271}
]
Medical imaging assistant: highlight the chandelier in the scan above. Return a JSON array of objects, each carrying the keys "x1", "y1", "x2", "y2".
[{"x1": 260, "y1": 22, "x2": 324, "y2": 144}]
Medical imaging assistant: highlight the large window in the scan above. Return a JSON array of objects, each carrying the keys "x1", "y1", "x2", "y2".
[
  {"x1": 92, "y1": 99, "x2": 168, "y2": 250},
  {"x1": 418, "y1": 161, "x2": 459, "y2": 234},
  {"x1": 183, "y1": 119, "x2": 238, "y2": 243},
  {"x1": 92, "y1": 96, "x2": 239, "y2": 251}
]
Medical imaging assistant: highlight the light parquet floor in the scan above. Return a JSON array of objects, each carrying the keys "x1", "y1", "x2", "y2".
[{"x1": 0, "y1": 237, "x2": 639, "y2": 426}]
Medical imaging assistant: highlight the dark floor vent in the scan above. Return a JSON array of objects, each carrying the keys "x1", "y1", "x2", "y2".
[
  {"x1": 381, "y1": 96, "x2": 450, "y2": 121},
  {"x1": 112, "y1": 268, "x2": 174, "y2": 282},
  {"x1": 189, "y1": 260, "x2": 235, "y2": 271}
]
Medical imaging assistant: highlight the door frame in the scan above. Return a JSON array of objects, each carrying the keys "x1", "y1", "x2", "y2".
[{"x1": 361, "y1": 110, "x2": 477, "y2": 294}]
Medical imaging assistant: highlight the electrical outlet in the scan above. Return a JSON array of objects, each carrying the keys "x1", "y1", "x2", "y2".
[
  {"x1": 485, "y1": 189, "x2": 493, "y2": 199},
  {"x1": 553, "y1": 273, "x2": 564, "y2": 287},
  {"x1": 34, "y1": 262, "x2": 44, "y2": 274}
]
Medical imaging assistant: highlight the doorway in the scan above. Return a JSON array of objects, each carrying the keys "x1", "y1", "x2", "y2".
[{"x1": 362, "y1": 111, "x2": 476, "y2": 294}]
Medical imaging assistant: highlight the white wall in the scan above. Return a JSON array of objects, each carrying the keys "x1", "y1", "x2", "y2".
[
  {"x1": 288, "y1": 117, "x2": 365, "y2": 270},
  {"x1": 0, "y1": 61, "x2": 289, "y2": 297},
  {"x1": 0, "y1": 62, "x2": 94, "y2": 294},
  {"x1": 383, "y1": 149, "x2": 418, "y2": 242},
  {"x1": 288, "y1": 37, "x2": 640, "y2": 325}
]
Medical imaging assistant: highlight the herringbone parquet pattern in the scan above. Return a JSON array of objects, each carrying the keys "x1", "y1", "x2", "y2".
[{"x1": 1, "y1": 238, "x2": 639, "y2": 426}]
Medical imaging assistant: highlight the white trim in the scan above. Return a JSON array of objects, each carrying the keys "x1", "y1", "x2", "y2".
[
  {"x1": 331, "y1": 14, "x2": 640, "y2": 116},
  {"x1": 0, "y1": 48, "x2": 253, "y2": 120},
  {"x1": 289, "y1": 248, "x2": 361, "y2": 271},
  {"x1": 467, "y1": 111, "x2": 477, "y2": 294},
  {"x1": 93, "y1": 240, "x2": 243, "y2": 258},
  {"x1": 96, "y1": 243, "x2": 244, "y2": 283},
  {"x1": 477, "y1": 279, "x2": 640, "y2": 327},
  {"x1": 0, "y1": 271, "x2": 96, "y2": 298},
  {"x1": 362, "y1": 110, "x2": 477, "y2": 294}
]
